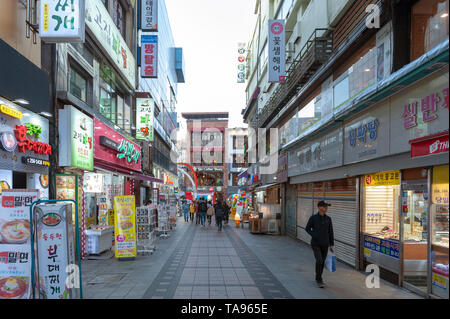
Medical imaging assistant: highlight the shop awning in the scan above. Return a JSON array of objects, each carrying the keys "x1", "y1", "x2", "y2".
[
  {"x1": 254, "y1": 183, "x2": 278, "y2": 191},
  {"x1": 94, "y1": 161, "x2": 163, "y2": 183}
]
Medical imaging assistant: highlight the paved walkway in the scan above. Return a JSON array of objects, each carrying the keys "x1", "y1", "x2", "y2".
[{"x1": 81, "y1": 218, "x2": 421, "y2": 299}]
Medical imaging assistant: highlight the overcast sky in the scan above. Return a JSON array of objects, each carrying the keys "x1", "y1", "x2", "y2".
[{"x1": 165, "y1": 0, "x2": 257, "y2": 128}]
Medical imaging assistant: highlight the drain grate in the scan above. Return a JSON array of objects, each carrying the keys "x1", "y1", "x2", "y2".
[{"x1": 87, "y1": 274, "x2": 126, "y2": 285}]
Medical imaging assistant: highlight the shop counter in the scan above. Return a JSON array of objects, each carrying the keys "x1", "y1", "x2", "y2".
[{"x1": 85, "y1": 225, "x2": 114, "y2": 255}]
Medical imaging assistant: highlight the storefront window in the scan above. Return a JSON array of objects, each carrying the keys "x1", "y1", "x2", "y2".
[
  {"x1": 197, "y1": 172, "x2": 224, "y2": 187},
  {"x1": 411, "y1": 0, "x2": 449, "y2": 61},
  {"x1": 431, "y1": 165, "x2": 449, "y2": 298},
  {"x1": 334, "y1": 47, "x2": 376, "y2": 110},
  {"x1": 363, "y1": 173, "x2": 400, "y2": 240},
  {"x1": 69, "y1": 66, "x2": 87, "y2": 102}
]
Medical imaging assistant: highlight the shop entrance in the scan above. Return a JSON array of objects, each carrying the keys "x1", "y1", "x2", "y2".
[{"x1": 401, "y1": 178, "x2": 429, "y2": 294}]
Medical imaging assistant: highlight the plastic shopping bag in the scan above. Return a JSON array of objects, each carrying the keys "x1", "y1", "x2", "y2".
[{"x1": 325, "y1": 250, "x2": 336, "y2": 272}]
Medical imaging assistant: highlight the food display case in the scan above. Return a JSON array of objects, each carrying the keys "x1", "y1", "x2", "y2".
[{"x1": 84, "y1": 225, "x2": 114, "y2": 255}]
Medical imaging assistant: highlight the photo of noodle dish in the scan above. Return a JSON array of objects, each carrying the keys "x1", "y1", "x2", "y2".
[
  {"x1": 0, "y1": 219, "x2": 31, "y2": 244},
  {"x1": 0, "y1": 277, "x2": 29, "y2": 299},
  {"x1": 119, "y1": 220, "x2": 133, "y2": 231}
]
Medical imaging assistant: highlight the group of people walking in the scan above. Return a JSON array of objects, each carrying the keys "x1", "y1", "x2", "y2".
[{"x1": 181, "y1": 197, "x2": 230, "y2": 231}]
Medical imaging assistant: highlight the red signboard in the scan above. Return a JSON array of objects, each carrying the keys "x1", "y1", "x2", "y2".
[
  {"x1": 409, "y1": 131, "x2": 449, "y2": 158},
  {"x1": 94, "y1": 118, "x2": 142, "y2": 172}
]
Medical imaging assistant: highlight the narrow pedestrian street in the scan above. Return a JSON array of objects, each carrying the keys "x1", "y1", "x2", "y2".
[{"x1": 81, "y1": 218, "x2": 420, "y2": 299}]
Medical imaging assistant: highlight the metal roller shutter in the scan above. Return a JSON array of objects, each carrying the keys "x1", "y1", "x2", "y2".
[
  {"x1": 323, "y1": 179, "x2": 358, "y2": 267},
  {"x1": 297, "y1": 183, "x2": 313, "y2": 243}
]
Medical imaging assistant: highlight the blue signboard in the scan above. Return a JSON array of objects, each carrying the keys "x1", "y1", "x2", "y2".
[{"x1": 363, "y1": 234, "x2": 400, "y2": 259}]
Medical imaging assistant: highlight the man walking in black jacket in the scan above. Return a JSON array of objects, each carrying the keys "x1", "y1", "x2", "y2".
[{"x1": 305, "y1": 201, "x2": 335, "y2": 288}]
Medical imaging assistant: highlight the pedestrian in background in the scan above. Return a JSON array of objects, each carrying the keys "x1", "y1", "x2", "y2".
[
  {"x1": 223, "y1": 200, "x2": 230, "y2": 225},
  {"x1": 189, "y1": 201, "x2": 195, "y2": 223},
  {"x1": 214, "y1": 200, "x2": 225, "y2": 231},
  {"x1": 305, "y1": 201, "x2": 335, "y2": 288},
  {"x1": 206, "y1": 201, "x2": 215, "y2": 227},
  {"x1": 182, "y1": 200, "x2": 190, "y2": 222},
  {"x1": 198, "y1": 198, "x2": 208, "y2": 227},
  {"x1": 195, "y1": 200, "x2": 200, "y2": 225}
]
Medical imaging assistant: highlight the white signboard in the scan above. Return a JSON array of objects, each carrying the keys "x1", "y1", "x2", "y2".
[
  {"x1": 136, "y1": 98, "x2": 154, "y2": 141},
  {"x1": 268, "y1": 20, "x2": 286, "y2": 83},
  {"x1": 141, "y1": 35, "x2": 158, "y2": 78},
  {"x1": 83, "y1": 173, "x2": 104, "y2": 193},
  {"x1": 39, "y1": 0, "x2": 85, "y2": 42},
  {"x1": 85, "y1": 0, "x2": 136, "y2": 88},
  {"x1": 141, "y1": 0, "x2": 158, "y2": 31},
  {"x1": 0, "y1": 190, "x2": 39, "y2": 300},
  {"x1": 35, "y1": 203, "x2": 76, "y2": 299},
  {"x1": 58, "y1": 105, "x2": 94, "y2": 171},
  {"x1": 237, "y1": 42, "x2": 246, "y2": 83}
]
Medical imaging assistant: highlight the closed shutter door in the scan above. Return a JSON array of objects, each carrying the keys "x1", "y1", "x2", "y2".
[
  {"x1": 286, "y1": 184, "x2": 297, "y2": 238},
  {"x1": 324, "y1": 179, "x2": 358, "y2": 267},
  {"x1": 297, "y1": 183, "x2": 313, "y2": 243}
]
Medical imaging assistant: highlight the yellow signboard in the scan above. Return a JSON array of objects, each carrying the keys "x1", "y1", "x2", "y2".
[
  {"x1": 0, "y1": 104, "x2": 23, "y2": 119},
  {"x1": 432, "y1": 165, "x2": 449, "y2": 205},
  {"x1": 432, "y1": 272, "x2": 447, "y2": 289},
  {"x1": 364, "y1": 170, "x2": 400, "y2": 186},
  {"x1": 114, "y1": 195, "x2": 137, "y2": 258}
]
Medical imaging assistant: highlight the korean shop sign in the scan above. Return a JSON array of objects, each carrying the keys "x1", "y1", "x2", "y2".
[
  {"x1": 94, "y1": 118, "x2": 142, "y2": 172},
  {"x1": 136, "y1": 98, "x2": 154, "y2": 141},
  {"x1": 140, "y1": 0, "x2": 158, "y2": 31},
  {"x1": 85, "y1": 0, "x2": 136, "y2": 88},
  {"x1": 1, "y1": 104, "x2": 23, "y2": 119},
  {"x1": 14, "y1": 124, "x2": 52, "y2": 155},
  {"x1": 0, "y1": 189, "x2": 39, "y2": 300},
  {"x1": 364, "y1": 170, "x2": 400, "y2": 186},
  {"x1": 237, "y1": 42, "x2": 246, "y2": 83},
  {"x1": 58, "y1": 105, "x2": 94, "y2": 171},
  {"x1": 39, "y1": 0, "x2": 85, "y2": 43},
  {"x1": 141, "y1": 35, "x2": 158, "y2": 78},
  {"x1": 268, "y1": 20, "x2": 286, "y2": 83}
]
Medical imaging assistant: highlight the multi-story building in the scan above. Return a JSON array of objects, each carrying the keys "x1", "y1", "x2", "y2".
[
  {"x1": 226, "y1": 128, "x2": 248, "y2": 197},
  {"x1": 243, "y1": 0, "x2": 449, "y2": 298},
  {"x1": 0, "y1": 1, "x2": 52, "y2": 200},
  {"x1": 137, "y1": 0, "x2": 185, "y2": 204},
  {"x1": 181, "y1": 112, "x2": 229, "y2": 200}
]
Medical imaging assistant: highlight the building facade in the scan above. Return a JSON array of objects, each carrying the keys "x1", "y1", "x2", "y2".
[
  {"x1": 226, "y1": 128, "x2": 248, "y2": 197},
  {"x1": 242, "y1": 0, "x2": 449, "y2": 298},
  {"x1": 181, "y1": 112, "x2": 229, "y2": 200}
]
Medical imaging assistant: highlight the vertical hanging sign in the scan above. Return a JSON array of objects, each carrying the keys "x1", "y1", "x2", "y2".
[
  {"x1": 268, "y1": 20, "x2": 286, "y2": 83},
  {"x1": 141, "y1": 0, "x2": 158, "y2": 31},
  {"x1": 141, "y1": 35, "x2": 158, "y2": 78},
  {"x1": 39, "y1": 0, "x2": 85, "y2": 42},
  {"x1": 237, "y1": 43, "x2": 246, "y2": 83},
  {"x1": 136, "y1": 98, "x2": 155, "y2": 141}
]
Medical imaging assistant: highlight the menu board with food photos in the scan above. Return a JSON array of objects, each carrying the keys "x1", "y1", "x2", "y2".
[
  {"x1": 0, "y1": 189, "x2": 39, "y2": 299},
  {"x1": 114, "y1": 196, "x2": 136, "y2": 258}
]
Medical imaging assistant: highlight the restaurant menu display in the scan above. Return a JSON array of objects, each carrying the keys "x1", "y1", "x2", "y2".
[
  {"x1": 0, "y1": 189, "x2": 39, "y2": 299},
  {"x1": 55, "y1": 175, "x2": 78, "y2": 227},
  {"x1": 114, "y1": 196, "x2": 137, "y2": 258},
  {"x1": 136, "y1": 206, "x2": 157, "y2": 254},
  {"x1": 34, "y1": 203, "x2": 76, "y2": 299}
]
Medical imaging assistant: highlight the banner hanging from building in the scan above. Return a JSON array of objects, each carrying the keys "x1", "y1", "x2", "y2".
[
  {"x1": 237, "y1": 42, "x2": 246, "y2": 83},
  {"x1": 268, "y1": 20, "x2": 286, "y2": 83},
  {"x1": 141, "y1": 35, "x2": 158, "y2": 78},
  {"x1": 39, "y1": 0, "x2": 85, "y2": 42},
  {"x1": 140, "y1": 0, "x2": 158, "y2": 31},
  {"x1": 136, "y1": 98, "x2": 155, "y2": 141}
]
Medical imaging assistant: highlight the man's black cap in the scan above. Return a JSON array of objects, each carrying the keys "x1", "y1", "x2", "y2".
[{"x1": 317, "y1": 201, "x2": 331, "y2": 207}]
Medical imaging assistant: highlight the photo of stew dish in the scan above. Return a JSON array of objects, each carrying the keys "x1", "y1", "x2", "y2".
[
  {"x1": 0, "y1": 220, "x2": 31, "y2": 244},
  {"x1": 0, "y1": 277, "x2": 29, "y2": 299},
  {"x1": 119, "y1": 208, "x2": 133, "y2": 217},
  {"x1": 42, "y1": 213, "x2": 61, "y2": 226},
  {"x1": 39, "y1": 174, "x2": 49, "y2": 189},
  {"x1": 119, "y1": 221, "x2": 133, "y2": 231}
]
